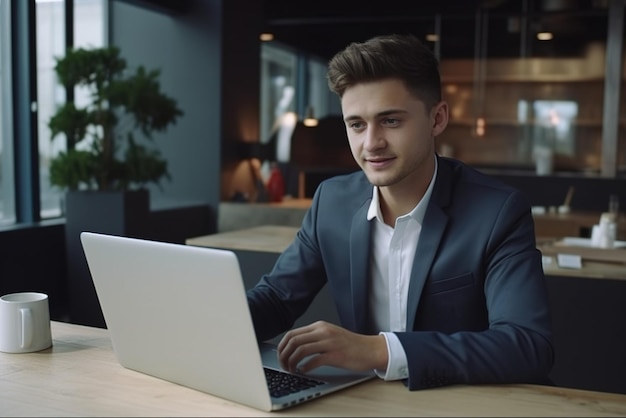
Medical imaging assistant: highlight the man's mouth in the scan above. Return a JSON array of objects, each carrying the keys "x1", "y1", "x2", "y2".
[{"x1": 365, "y1": 157, "x2": 395, "y2": 168}]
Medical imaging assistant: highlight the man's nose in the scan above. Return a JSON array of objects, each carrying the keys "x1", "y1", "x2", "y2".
[{"x1": 363, "y1": 126, "x2": 385, "y2": 151}]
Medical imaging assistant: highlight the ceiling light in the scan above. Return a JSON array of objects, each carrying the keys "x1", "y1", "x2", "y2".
[
  {"x1": 259, "y1": 32, "x2": 274, "y2": 42},
  {"x1": 303, "y1": 106, "x2": 318, "y2": 127},
  {"x1": 474, "y1": 116, "x2": 486, "y2": 137},
  {"x1": 536, "y1": 32, "x2": 553, "y2": 41}
]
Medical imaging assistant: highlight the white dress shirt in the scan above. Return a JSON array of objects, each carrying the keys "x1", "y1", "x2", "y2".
[{"x1": 366, "y1": 157, "x2": 437, "y2": 380}]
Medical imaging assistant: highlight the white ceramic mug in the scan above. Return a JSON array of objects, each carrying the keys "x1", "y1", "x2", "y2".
[{"x1": 0, "y1": 292, "x2": 52, "y2": 353}]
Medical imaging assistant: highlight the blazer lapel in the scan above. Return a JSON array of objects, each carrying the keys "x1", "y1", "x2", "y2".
[
  {"x1": 406, "y1": 157, "x2": 452, "y2": 330},
  {"x1": 349, "y1": 199, "x2": 372, "y2": 333}
]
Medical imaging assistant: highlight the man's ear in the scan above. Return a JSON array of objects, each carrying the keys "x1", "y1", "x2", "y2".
[{"x1": 431, "y1": 101, "x2": 449, "y2": 137}]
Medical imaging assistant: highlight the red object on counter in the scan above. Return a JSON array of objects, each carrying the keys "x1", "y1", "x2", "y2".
[{"x1": 266, "y1": 164, "x2": 285, "y2": 202}]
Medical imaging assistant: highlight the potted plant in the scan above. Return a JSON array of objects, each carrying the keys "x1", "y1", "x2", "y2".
[
  {"x1": 48, "y1": 45, "x2": 183, "y2": 192},
  {"x1": 48, "y1": 45, "x2": 183, "y2": 327}
]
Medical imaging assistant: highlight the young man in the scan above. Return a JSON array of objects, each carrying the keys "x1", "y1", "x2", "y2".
[{"x1": 247, "y1": 34, "x2": 554, "y2": 390}]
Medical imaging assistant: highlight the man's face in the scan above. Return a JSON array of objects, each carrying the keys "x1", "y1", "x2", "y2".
[{"x1": 341, "y1": 78, "x2": 445, "y2": 193}]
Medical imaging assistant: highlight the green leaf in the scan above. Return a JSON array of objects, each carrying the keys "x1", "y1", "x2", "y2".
[{"x1": 49, "y1": 150, "x2": 98, "y2": 191}]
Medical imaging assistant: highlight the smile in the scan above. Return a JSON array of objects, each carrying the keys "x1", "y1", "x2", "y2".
[{"x1": 365, "y1": 157, "x2": 395, "y2": 169}]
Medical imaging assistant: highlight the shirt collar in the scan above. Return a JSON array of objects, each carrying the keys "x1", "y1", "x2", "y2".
[{"x1": 367, "y1": 155, "x2": 438, "y2": 224}]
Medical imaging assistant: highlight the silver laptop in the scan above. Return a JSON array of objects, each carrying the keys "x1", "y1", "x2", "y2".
[{"x1": 80, "y1": 232, "x2": 374, "y2": 411}]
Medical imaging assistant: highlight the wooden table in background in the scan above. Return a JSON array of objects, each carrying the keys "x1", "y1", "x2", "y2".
[
  {"x1": 187, "y1": 224, "x2": 298, "y2": 253},
  {"x1": 538, "y1": 237, "x2": 626, "y2": 280},
  {"x1": 188, "y1": 225, "x2": 626, "y2": 281},
  {"x1": 533, "y1": 210, "x2": 626, "y2": 240},
  {"x1": 187, "y1": 225, "x2": 341, "y2": 334}
]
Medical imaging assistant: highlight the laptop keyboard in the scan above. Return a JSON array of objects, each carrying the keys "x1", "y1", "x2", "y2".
[{"x1": 264, "y1": 367, "x2": 326, "y2": 398}]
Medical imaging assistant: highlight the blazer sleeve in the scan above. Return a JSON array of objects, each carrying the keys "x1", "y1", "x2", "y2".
[
  {"x1": 396, "y1": 189, "x2": 554, "y2": 390},
  {"x1": 246, "y1": 194, "x2": 328, "y2": 343}
]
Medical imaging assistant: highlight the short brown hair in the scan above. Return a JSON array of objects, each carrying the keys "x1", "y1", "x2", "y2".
[{"x1": 327, "y1": 34, "x2": 442, "y2": 108}]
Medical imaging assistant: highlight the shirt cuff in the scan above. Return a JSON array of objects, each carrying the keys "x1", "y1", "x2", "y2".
[{"x1": 374, "y1": 332, "x2": 409, "y2": 381}]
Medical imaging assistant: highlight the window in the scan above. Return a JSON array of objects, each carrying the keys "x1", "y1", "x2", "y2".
[
  {"x1": 259, "y1": 43, "x2": 337, "y2": 164},
  {"x1": 306, "y1": 56, "x2": 333, "y2": 120},
  {"x1": 260, "y1": 43, "x2": 297, "y2": 146},
  {"x1": 74, "y1": 0, "x2": 107, "y2": 49},
  {"x1": 37, "y1": 0, "x2": 66, "y2": 218},
  {"x1": 0, "y1": 0, "x2": 15, "y2": 225},
  {"x1": 37, "y1": 0, "x2": 106, "y2": 219}
]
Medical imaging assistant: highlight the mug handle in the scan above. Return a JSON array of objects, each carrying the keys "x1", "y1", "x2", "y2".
[{"x1": 20, "y1": 308, "x2": 33, "y2": 349}]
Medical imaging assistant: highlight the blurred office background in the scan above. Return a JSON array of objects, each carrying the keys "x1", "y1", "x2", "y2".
[
  {"x1": 0, "y1": 0, "x2": 625, "y2": 393},
  {"x1": 1, "y1": 0, "x2": 624, "y2": 226}
]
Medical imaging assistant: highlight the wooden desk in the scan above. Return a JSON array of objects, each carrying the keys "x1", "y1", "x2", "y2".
[{"x1": 2, "y1": 321, "x2": 626, "y2": 417}]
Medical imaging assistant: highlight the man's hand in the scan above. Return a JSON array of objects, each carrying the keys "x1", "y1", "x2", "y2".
[{"x1": 277, "y1": 321, "x2": 388, "y2": 374}]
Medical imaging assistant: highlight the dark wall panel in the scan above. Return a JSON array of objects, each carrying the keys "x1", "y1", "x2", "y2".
[
  {"x1": 0, "y1": 222, "x2": 68, "y2": 321},
  {"x1": 546, "y1": 274, "x2": 626, "y2": 394}
]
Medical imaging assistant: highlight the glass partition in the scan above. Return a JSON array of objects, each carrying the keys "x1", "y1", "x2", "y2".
[
  {"x1": 437, "y1": 5, "x2": 616, "y2": 175},
  {"x1": 262, "y1": 2, "x2": 622, "y2": 177}
]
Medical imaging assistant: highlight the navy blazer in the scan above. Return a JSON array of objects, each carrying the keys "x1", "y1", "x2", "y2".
[{"x1": 247, "y1": 156, "x2": 554, "y2": 390}]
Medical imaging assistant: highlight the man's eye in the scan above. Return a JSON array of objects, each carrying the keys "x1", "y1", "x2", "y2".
[
  {"x1": 349, "y1": 121, "x2": 364, "y2": 129},
  {"x1": 383, "y1": 118, "x2": 399, "y2": 126}
]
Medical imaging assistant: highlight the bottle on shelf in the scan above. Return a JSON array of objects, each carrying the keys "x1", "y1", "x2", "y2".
[{"x1": 592, "y1": 212, "x2": 617, "y2": 249}]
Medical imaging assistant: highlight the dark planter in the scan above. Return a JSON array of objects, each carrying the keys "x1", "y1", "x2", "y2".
[{"x1": 65, "y1": 189, "x2": 150, "y2": 328}]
